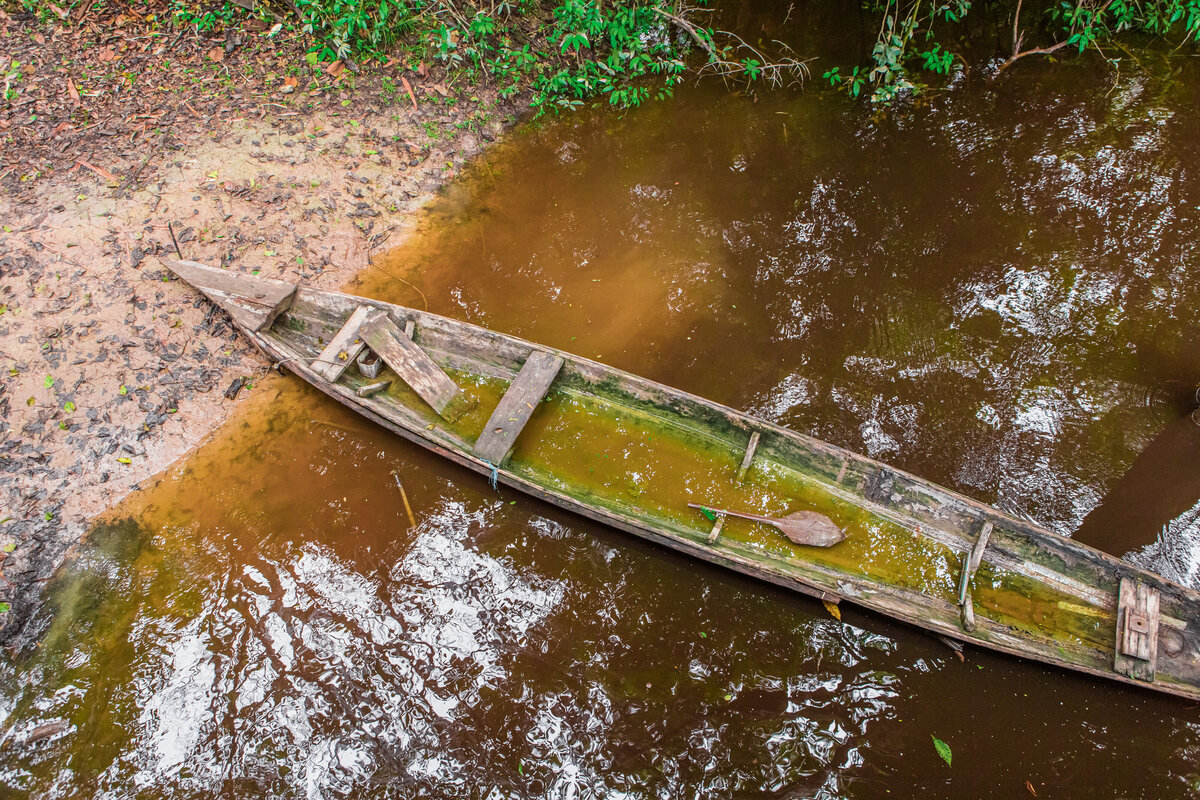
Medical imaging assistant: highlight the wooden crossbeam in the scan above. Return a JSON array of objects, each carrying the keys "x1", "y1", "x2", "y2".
[
  {"x1": 358, "y1": 311, "x2": 461, "y2": 416},
  {"x1": 473, "y1": 350, "x2": 563, "y2": 466},
  {"x1": 311, "y1": 306, "x2": 375, "y2": 383}
]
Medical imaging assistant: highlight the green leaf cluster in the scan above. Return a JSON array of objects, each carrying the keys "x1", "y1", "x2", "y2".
[
  {"x1": 273, "y1": 0, "x2": 710, "y2": 112},
  {"x1": 825, "y1": 0, "x2": 1200, "y2": 103}
]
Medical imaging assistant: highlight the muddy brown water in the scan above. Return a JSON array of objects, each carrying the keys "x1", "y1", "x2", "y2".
[{"x1": 5, "y1": 25, "x2": 1200, "y2": 800}]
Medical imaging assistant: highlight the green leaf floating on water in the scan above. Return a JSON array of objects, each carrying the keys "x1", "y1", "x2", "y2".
[
  {"x1": 932, "y1": 735, "x2": 952, "y2": 766},
  {"x1": 699, "y1": 506, "x2": 716, "y2": 522}
]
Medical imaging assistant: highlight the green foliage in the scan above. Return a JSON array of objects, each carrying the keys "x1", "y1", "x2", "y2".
[
  {"x1": 170, "y1": 0, "x2": 241, "y2": 32},
  {"x1": 2, "y1": 59, "x2": 22, "y2": 104},
  {"x1": 828, "y1": 0, "x2": 1200, "y2": 102},
  {"x1": 278, "y1": 0, "x2": 720, "y2": 113}
]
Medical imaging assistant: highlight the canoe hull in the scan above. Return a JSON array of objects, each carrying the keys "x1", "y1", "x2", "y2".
[{"x1": 164, "y1": 260, "x2": 1200, "y2": 701}]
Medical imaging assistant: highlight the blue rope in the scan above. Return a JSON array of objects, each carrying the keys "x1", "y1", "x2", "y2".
[{"x1": 485, "y1": 460, "x2": 499, "y2": 491}]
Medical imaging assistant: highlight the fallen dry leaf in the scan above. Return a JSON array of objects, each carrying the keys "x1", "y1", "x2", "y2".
[
  {"x1": 417, "y1": 60, "x2": 428, "y2": 78},
  {"x1": 206, "y1": 47, "x2": 224, "y2": 63},
  {"x1": 822, "y1": 599, "x2": 842, "y2": 621},
  {"x1": 97, "y1": 47, "x2": 116, "y2": 63},
  {"x1": 47, "y1": 3, "x2": 68, "y2": 19},
  {"x1": 400, "y1": 76, "x2": 418, "y2": 110},
  {"x1": 34, "y1": 32, "x2": 45, "y2": 44},
  {"x1": 325, "y1": 60, "x2": 345, "y2": 77},
  {"x1": 427, "y1": 83, "x2": 450, "y2": 97},
  {"x1": 66, "y1": 76, "x2": 80, "y2": 105},
  {"x1": 77, "y1": 160, "x2": 119, "y2": 185},
  {"x1": 1025, "y1": 781, "x2": 1038, "y2": 797},
  {"x1": 283, "y1": 76, "x2": 298, "y2": 88}
]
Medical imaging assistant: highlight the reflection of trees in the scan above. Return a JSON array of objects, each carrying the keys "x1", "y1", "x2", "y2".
[{"x1": 717, "y1": 74, "x2": 1200, "y2": 542}]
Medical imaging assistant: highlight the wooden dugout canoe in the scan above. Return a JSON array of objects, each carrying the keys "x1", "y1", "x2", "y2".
[{"x1": 164, "y1": 257, "x2": 1200, "y2": 700}]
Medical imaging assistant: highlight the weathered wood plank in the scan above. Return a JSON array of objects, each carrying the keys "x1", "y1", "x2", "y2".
[
  {"x1": 359, "y1": 311, "x2": 461, "y2": 415},
  {"x1": 163, "y1": 258, "x2": 295, "y2": 331},
  {"x1": 311, "y1": 306, "x2": 375, "y2": 383},
  {"x1": 1115, "y1": 577, "x2": 1160, "y2": 680},
  {"x1": 737, "y1": 431, "x2": 761, "y2": 482},
  {"x1": 473, "y1": 350, "x2": 564, "y2": 465}
]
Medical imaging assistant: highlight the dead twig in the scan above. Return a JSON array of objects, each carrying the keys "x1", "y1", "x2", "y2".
[
  {"x1": 391, "y1": 469, "x2": 417, "y2": 529},
  {"x1": 995, "y1": 39, "x2": 1073, "y2": 76},
  {"x1": 167, "y1": 221, "x2": 183, "y2": 258},
  {"x1": 369, "y1": 261, "x2": 429, "y2": 311}
]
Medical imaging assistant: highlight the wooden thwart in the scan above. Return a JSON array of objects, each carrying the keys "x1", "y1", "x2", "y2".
[
  {"x1": 958, "y1": 521, "x2": 994, "y2": 605},
  {"x1": 473, "y1": 350, "x2": 564, "y2": 465},
  {"x1": 163, "y1": 258, "x2": 295, "y2": 332},
  {"x1": 706, "y1": 514, "x2": 726, "y2": 544},
  {"x1": 1115, "y1": 577, "x2": 1160, "y2": 681},
  {"x1": 957, "y1": 520, "x2": 993, "y2": 632},
  {"x1": 358, "y1": 311, "x2": 461, "y2": 416},
  {"x1": 737, "y1": 431, "x2": 761, "y2": 482},
  {"x1": 312, "y1": 306, "x2": 375, "y2": 383}
]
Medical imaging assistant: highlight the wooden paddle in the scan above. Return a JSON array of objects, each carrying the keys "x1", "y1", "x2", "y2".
[{"x1": 688, "y1": 503, "x2": 845, "y2": 547}]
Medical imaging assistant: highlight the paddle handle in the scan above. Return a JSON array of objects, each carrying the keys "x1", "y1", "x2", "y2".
[{"x1": 687, "y1": 503, "x2": 778, "y2": 527}]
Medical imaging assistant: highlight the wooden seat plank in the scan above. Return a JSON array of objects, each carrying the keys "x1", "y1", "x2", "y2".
[
  {"x1": 358, "y1": 311, "x2": 461, "y2": 415},
  {"x1": 163, "y1": 258, "x2": 295, "y2": 332},
  {"x1": 473, "y1": 351, "x2": 564, "y2": 465},
  {"x1": 1115, "y1": 576, "x2": 1160, "y2": 681},
  {"x1": 311, "y1": 306, "x2": 375, "y2": 383}
]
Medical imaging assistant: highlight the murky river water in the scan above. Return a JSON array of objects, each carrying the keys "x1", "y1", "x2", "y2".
[{"x1": 6, "y1": 7, "x2": 1200, "y2": 798}]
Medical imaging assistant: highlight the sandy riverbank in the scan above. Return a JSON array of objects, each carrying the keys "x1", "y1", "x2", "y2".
[{"x1": 0, "y1": 8, "x2": 522, "y2": 645}]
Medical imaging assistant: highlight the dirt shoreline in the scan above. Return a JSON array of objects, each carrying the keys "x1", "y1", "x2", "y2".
[{"x1": 0, "y1": 10, "x2": 524, "y2": 647}]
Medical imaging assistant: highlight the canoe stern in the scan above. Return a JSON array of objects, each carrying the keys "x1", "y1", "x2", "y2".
[{"x1": 162, "y1": 258, "x2": 297, "y2": 333}]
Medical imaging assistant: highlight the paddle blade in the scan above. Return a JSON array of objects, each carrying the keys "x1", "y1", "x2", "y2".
[{"x1": 777, "y1": 511, "x2": 845, "y2": 547}]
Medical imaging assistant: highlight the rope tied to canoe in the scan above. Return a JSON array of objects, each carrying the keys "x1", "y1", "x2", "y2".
[{"x1": 484, "y1": 459, "x2": 499, "y2": 491}]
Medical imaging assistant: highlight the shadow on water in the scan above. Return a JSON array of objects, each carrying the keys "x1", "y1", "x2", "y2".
[{"x1": 5, "y1": 2, "x2": 1200, "y2": 797}]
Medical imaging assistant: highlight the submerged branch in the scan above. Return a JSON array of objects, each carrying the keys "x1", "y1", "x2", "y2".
[
  {"x1": 994, "y1": 38, "x2": 1072, "y2": 76},
  {"x1": 653, "y1": 7, "x2": 812, "y2": 88}
]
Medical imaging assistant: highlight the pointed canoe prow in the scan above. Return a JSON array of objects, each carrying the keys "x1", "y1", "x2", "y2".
[{"x1": 162, "y1": 258, "x2": 297, "y2": 333}]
